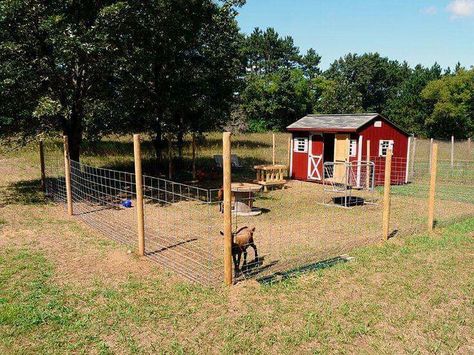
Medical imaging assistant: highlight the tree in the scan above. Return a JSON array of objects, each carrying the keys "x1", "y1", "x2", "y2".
[
  {"x1": 301, "y1": 49, "x2": 322, "y2": 79},
  {"x1": 238, "y1": 27, "x2": 321, "y2": 130},
  {"x1": 383, "y1": 64, "x2": 442, "y2": 136},
  {"x1": 325, "y1": 53, "x2": 409, "y2": 113},
  {"x1": 421, "y1": 68, "x2": 474, "y2": 139},
  {"x1": 241, "y1": 68, "x2": 314, "y2": 131},
  {"x1": 0, "y1": 0, "x2": 119, "y2": 160},
  {"x1": 240, "y1": 27, "x2": 301, "y2": 74},
  {"x1": 313, "y1": 77, "x2": 363, "y2": 114},
  {"x1": 104, "y1": 0, "x2": 243, "y2": 160}
]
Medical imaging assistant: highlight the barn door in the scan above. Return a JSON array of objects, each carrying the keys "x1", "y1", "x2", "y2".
[
  {"x1": 307, "y1": 134, "x2": 324, "y2": 180},
  {"x1": 333, "y1": 134, "x2": 350, "y2": 183}
]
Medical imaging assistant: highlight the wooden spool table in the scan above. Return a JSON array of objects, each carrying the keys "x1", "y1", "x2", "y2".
[
  {"x1": 231, "y1": 182, "x2": 262, "y2": 216},
  {"x1": 253, "y1": 164, "x2": 287, "y2": 192}
]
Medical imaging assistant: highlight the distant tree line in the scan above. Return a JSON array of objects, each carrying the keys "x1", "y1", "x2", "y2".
[
  {"x1": 238, "y1": 28, "x2": 474, "y2": 140},
  {"x1": 0, "y1": 1, "x2": 472, "y2": 161}
]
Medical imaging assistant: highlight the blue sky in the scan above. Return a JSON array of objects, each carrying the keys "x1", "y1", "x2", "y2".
[{"x1": 236, "y1": 0, "x2": 474, "y2": 70}]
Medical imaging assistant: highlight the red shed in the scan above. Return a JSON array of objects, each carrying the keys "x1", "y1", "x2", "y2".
[{"x1": 287, "y1": 113, "x2": 411, "y2": 185}]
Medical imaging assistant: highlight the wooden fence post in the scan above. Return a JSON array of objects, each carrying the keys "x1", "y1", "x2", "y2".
[
  {"x1": 192, "y1": 133, "x2": 197, "y2": 181},
  {"x1": 63, "y1": 136, "x2": 73, "y2": 216},
  {"x1": 133, "y1": 134, "x2": 145, "y2": 256},
  {"x1": 410, "y1": 136, "x2": 417, "y2": 179},
  {"x1": 168, "y1": 135, "x2": 173, "y2": 180},
  {"x1": 382, "y1": 148, "x2": 392, "y2": 241},
  {"x1": 427, "y1": 143, "x2": 438, "y2": 232},
  {"x1": 429, "y1": 138, "x2": 433, "y2": 170},
  {"x1": 223, "y1": 132, "x2": 233, "y2": 286},
  {"x1": 39, "y1": 140, "x2": 46, "y2": 192},
  {"x1": 366, "y1": 140, "x2": 371, "y2": 190},
  {"x1": 272, "y1": 133, "x2": 276, "y2": 165},
  {"x1": 287, "y1": 136, "x2": 291, "y2": 177},
  {"x1": 451, "y1": 135, "x2": 454, "y2": 169}
]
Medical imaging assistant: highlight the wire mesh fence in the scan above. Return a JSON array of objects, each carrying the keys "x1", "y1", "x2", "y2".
[{"x1": 41, "y1": 134, "x2": 474, "y2": 286}]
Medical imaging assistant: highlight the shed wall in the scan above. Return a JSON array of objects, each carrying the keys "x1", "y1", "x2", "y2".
[{"x1": 359, "y1": 120, "x2": 409, "y2": 185}]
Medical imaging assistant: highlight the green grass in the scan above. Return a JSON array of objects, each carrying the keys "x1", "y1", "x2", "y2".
[
  {"x1": 1, "y1": 216, "x2": 473, "y2": 353},
  {"x1": 389, "y1": 182, "x2": 474, "y2": 204}
]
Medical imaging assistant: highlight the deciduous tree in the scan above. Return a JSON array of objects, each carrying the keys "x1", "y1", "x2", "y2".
[{"x1": 0, "y1": 0, "x2": 121, "y2": 160}]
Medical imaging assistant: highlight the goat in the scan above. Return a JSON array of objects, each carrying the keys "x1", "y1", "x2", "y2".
[{"x1": 220, "y1": 226, "x2": 258, "y2": 275}]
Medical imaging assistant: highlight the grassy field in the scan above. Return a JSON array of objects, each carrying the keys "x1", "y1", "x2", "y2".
[
  {"x1": 1, "y1": 134, "x2": 473, "y2": 353},
  {"x1": 1, "y1": 193, "x2": 473, "y2": 353}
]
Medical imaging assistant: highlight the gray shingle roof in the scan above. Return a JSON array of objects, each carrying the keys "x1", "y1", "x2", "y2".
[{"x1": 287, "y1": 113, "x2": 379, "y2": 131}]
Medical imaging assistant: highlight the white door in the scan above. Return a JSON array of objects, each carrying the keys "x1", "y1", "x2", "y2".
[{"x1": 307, "y1": 134, "x2": 324, "y2": 181}]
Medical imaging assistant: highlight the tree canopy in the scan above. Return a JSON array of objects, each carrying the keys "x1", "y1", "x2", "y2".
[
  {"x1": 0, "y1": 0, "x2": 118, "y2": 159},
  {"x1": 1, "y1": 2, "x2": 473, "y2": 160},
  {"x1": 421, "y1": 68, "x2": 474, "y2": 139}
]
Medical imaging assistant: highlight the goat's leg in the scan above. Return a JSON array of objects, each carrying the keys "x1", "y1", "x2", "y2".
[
  {"x1": 233, "y1": 253, "x2": 240, "y2": 276},
  {"x1": 235, "y1": 251, "x2": 242, "y2": 276},
  {"x1": 242, "y1": 248, "x2": 248, "y2": 270},
  {"x1": 250, "y1": 243, "x2": 258, "y2": 260}
]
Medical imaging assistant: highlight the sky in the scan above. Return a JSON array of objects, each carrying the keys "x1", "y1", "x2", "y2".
[{"x1": 236, "y1": 0, "x2": 474, "y2": 70}]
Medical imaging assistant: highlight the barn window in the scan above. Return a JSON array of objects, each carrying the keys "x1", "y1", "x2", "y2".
[
  {"x1": 349, "y1": 140, "x2": 357, "y2": 157},
  {"x1": 379, "y1": 140, "x2": 394, "y2": 156},
  {"x1": 294, "y1": 137, "x2": 308, "y2": 153}
]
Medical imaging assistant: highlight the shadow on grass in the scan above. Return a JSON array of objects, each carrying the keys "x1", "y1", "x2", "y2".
[
  {"x1": 79, "y1": 137, "x2": 271, "y2": 156},
  {"x1": 146, "y1": 238, "x2": 199, "y2": 256},
  {"x1": 1, "y1": 179, "x2": 47, "y2": 206},
  {"x1": 96, "y1": 156, "x2": 269, "y2": 190},
  {"x1": 388, "y1": 229, "x2": 399, "y2": 239},
  {"x1": 256, "y1": 256, "x2": 349, "y2": 285},
  {"x1": 203, "y1": 138, "x2": 271, "y2": 149}
]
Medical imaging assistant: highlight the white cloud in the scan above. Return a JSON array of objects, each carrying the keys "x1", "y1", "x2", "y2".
[
  {"x1": 447, "y1": 0, "x2": 474, "y2": 18},
  {"x1": 421, "y1": 6, "x2": 438, "y2": 15}
]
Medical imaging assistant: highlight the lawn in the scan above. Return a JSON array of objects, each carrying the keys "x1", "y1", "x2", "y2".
[
  {"x1": 1, "y1": 200, "x2": 473, "y2": 353},
  {"x1": 1, "y1": 136, "x2": 474, "y2": 353}
]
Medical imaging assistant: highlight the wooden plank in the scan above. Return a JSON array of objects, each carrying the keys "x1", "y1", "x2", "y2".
[
  {"x1": 451, "y1": 135, "x2": 454, "y2": 169},
  {"x1": 366, "y1": 140, "x2": 371, "y2": 190},
  {"x1": 223, "y1": 132, "x2": 233, "y2": 286},
  {"x1": 410, "y1": 136, "x2": 417, "y2": 179},
  {"x1": 382, "y1": 148, "x2": 392, "y2": 240},
  {"x1": 428, "y1": 143, "x2": 438, "y2": 232},
  {"x1": 334, "y1": 134, "x2": 350, "y2": 182},
  {"x1": 272, "y1": 133, "x2": 276, "y2": 165},
  {"x1": 287, "y1": 136, "x2": 291, "y2": 177}
]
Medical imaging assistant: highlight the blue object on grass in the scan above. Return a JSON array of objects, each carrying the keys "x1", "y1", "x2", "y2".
[{"x1": 121, "y1": 199, "x2": 132, "y2": 208}]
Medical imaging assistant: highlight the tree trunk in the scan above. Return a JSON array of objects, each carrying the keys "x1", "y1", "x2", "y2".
[
  {"x1": 65, "y1": 103, "x2": 83, "y2": 162},
  {"x1": 152, "y1": 125, "x2": 163, "y2": 163},
  {"x1": 177, "y1": 129, "x2": 184, "y2": 159}
]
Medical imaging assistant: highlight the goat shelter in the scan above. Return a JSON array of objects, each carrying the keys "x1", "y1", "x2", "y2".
[{"x1": 287, "y1": 113, "x2": 411, "y2": 185}]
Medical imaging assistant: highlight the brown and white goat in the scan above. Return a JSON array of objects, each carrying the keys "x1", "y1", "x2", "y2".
[{"x1": 220, "y1": 226, "x2": 258, "y2": 275}]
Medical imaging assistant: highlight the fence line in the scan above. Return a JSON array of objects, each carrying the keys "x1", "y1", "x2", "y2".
[{"x1": 41, "y1": 134, "x2": 474, "y2": 286}]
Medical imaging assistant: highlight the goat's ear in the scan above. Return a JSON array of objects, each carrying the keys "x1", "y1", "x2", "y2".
[
  {"x1": 250, "y1": 226, "x2": 256, "y2": 233},
  {"x1": 219, "y1": 231, "x2": 224, "y2": 236}
]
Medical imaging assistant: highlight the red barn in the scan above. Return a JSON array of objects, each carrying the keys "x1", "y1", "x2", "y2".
[{"x1": 287, "y1": 113, "x2": 411, "y2": 185}]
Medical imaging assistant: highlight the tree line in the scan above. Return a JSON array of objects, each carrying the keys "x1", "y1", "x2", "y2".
[{"x1": 1, "y1": 1, "x2": 473, "y2": 161}]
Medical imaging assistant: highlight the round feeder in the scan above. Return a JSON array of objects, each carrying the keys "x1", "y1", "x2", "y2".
[{"x1": 332, "y1": 196, "x2": 365, "y2": 207}]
